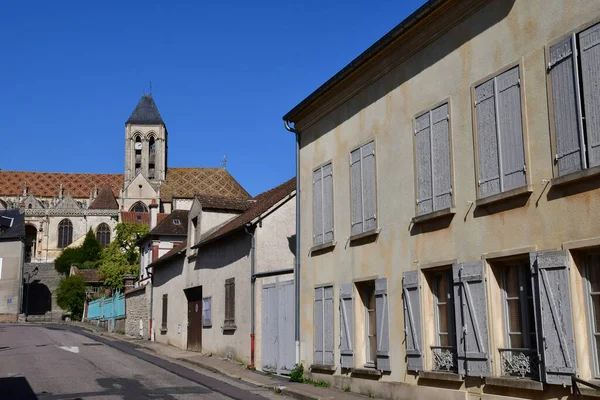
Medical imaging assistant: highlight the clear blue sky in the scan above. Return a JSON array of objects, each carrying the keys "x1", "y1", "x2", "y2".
[{"x1": 0, "y1": 0, "x2": 423, "y2": 196}]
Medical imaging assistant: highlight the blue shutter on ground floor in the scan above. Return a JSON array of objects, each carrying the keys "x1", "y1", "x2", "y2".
[
  {"x1": 403, "y1": 270, "x2": 423, "y2": 371},
  {"x1": 323, "y1": 286, "x2": 334, "y2": 365},
  {"x1": 314, "y1": 287, "x2": 324, "y2": 365},
  {"x1": 453, "y1": 261, "x2": 491, "y2": 377},
  {"x1": 340, "y1": 283, "x2": 354, "y2": 368},
  {"x1": 375, "y1": 278, "x2": 391, "y2": 372}
]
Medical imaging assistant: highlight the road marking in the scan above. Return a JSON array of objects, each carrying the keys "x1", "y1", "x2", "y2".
[{"x1": 56, "y1": 345, "x2": 79, "y2": 353}]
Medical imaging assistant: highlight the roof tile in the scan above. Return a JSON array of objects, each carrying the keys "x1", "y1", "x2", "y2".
[
  {"x1": 161, "y1": 168, "x2": 250, "y2": 202},
  {"x1": 88, "y1": 185, "x2": 119, "y2": 210}
]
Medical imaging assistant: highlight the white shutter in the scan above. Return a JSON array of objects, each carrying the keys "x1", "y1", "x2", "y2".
[
  {"x1": 580, "y1": 23, "x2": 600, "y2": 168},
  {"x1": 375, "y1": 278, "x2": 391, "y2": 372},
  {"x1": 340, "y1": 283, "x2": 354, "y2": 368},
  {"x1": 350, "y1": 149, "x2": 363, "y2": 235},
  {"x1": 314, "y1": 287, "x2": 324, "y2": 365},
  {"x1": 313, "y1": 168, "x2": 323, "y2": 246},
  {"x1": 362, "y1": 141, "x2": 377, "y2": 232},
  {"x1": 475, "y1": 79, "x2": 501, "y2": 197},
  {"x1": 431, "y1": 103, "x2": 452, "y2": 210},
  {"x1": 323, "y1": 286, "x2": 335, "y2": 365},
  {"x1": 322, "y1": 163, "x2": 334, "y2": 243},
  {"x1": 416, "y1": 113, "x2": 433, "y2": 215},
  {"x1": 403, "y1": 271, "x2": 424, "y2": 371}
]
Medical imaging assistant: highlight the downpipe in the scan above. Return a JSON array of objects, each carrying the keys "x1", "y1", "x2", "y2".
[
  {"x1": 244, "y1": 225, "x2": 256, "y2": 370},
  {"x1": 146, "y1": 265, "x2": 154, "y2": 341},
  {"x1": 284, "y1": 120, "x2": 301, "y2": 365}
]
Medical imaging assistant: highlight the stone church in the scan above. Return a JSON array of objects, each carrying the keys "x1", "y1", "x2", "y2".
[{"x1": 0, "y1": 94, "x2": 250, "y2": 262}]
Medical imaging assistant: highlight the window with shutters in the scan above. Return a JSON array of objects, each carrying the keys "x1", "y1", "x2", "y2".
[
  {"x1": 202, "y1": 297, "x2": 212, "y2": 328},
  {"x1": 161, "y1": 294, "x2": 168, "y2": 332},
  {"x1": 473, "y1": 65, "x2": 527, "y2": 198},
  {"x1": 313, "y1": 162, "x2": 334, "y2": 246},
  {"x1": 224, "y1": 278, "x2": 235, "y2": 329},
  {"x1": 548, "y1": 23, "x2": 600, "y2": 178},
  {"x1": 414, "y1": 103, "x2": 453, "y2": 216},
  {"x1": 314, "y1": 286, "x2": 334, "y2": 366},
  {"x1": 350, "y1": 141, "x2": 377, "y2": 237},
  {"x1": 585, "y1": 252, "x2": 600, "y2": 377}
]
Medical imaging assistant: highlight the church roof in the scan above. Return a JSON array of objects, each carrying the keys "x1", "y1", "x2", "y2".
[
  {"x1": 89, "y1": 184, "x2": 119, "y2": 210},
  {"x1": 120, "y1": 211, "x2": 168, "y2": 226},
  {"x1": 160, "y1": 168, "x2": 250, "y2": 202},
  {"x1": 0, "y1": 171, "x2": 123, "y2": 199},
  {"x1": 126, "y1": 94, "x2": 164, "y2": 125}
]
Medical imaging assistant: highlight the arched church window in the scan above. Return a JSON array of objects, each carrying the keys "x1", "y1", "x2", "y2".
[
  {"x1": 96, "y1": 223, "x2": 111, "y2": 248},
  {"x1": 134, "y1": 136, "x2": 142, "y2": 176},
  {"x1": 130, "y1": 201, "x2": 148, "y2": 213},
  {"x1": 28, "y1": 204, "x2": 32, "y2": 209},
  {"x1": 148, "y1": 136, "x2": 156, "y2": 180},
  {"x1": 58, "y1": 219, "x2": 73, "y2": 248}
]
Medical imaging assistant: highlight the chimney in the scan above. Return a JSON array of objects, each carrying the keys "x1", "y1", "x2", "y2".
[
  {"x1": 122, "y1": 274, "x2": 136, "y2": 290},
  {"x1": 149, "y1": 198, "x2": 158, "y2": 230}
]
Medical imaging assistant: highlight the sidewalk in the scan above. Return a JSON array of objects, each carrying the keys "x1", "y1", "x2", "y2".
[{"x1": 73, "y1": 322, "x2": 371, "y2": 400}]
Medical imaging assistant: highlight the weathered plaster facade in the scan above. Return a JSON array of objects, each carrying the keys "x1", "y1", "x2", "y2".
[{"x1": 0, "y1": 240, "x2": 24, "y2": 321}]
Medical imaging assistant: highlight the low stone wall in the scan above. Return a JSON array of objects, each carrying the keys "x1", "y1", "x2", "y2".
[
  {"x1": 125, "y1": 286, "x2": 148, "y2": 339},
  {"x1": 23, "y1": 262, "x2": 64, "y2": 320},
  {"x1": 0, "y1": 313, "x2": 18, "y2": 322}
]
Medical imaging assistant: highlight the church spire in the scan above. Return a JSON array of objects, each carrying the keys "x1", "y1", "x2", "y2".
[{"x1": 125, "y1": 94, "x2": 164, "y2": 125}]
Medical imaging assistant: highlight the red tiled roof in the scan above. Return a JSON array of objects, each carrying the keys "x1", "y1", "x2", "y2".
[
  {"x1": 121, "y1": 212, "x2": 168, "y2": 225},
  {"x1": 150, "y1": 240, "x2": 187, "y2": 268},
  {"x1": 0, "y1": 171, "x2": 123, "y2": 198},
  {"x1": 88, "y1": 185, "x2": 119, "y2": 210},
  {"x1": 195, "y1": 177, "x2": 295, "y2": 247},
  {"x1": 161, "y1": 168, "x2": 250, "y2": 202},
  {"x1": 73, "y1": 268, "x2": 102, "y2": 283},
  {"x1": 196, "y1": 194, "x2": 252, "y2": 211}
]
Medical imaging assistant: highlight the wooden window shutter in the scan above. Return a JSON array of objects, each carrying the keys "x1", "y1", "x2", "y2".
[
  {"x1": 475, "y1": 79, "x2": 501, "y2": 198},
  {"x1": 314, "y1": 287, "x2": 324, "y2": 365},
  {"x1": 362, "y1": 141, "x2": 377, "y2": 232},
  {"x1": 350, "y1": 148, "x2": 363, "y2": 235},
  {"x1": 531, "y1": 250, "x2": 576, "y2": 385},
  {"x1": 580, "y1": 23, "x2": 600, "y2": 168},
  {"x1": 339, "y1": 283, "x2": 354, "y2": 368},
  {"x1": 415, "y1": 112, "x2": 433, "y2": 215},
  {"x1": 323, "y1": 286, "x2": 335, "y2": 365},
  {"x1": 225, "y1": 278, "x2": 235, "y2": 325},
  {"x1": 452, "y1": 261, "x2": 491, "y2": 376},
  {"x1": 375, "y1": 278, "x2": 391, "y2": 372},
  {"x1": 403, "y1": 271, "x2": 423, "y2": 371},
  {"x1": 549, "y1": 36, "x2": 585, "y2": 176},
  {"x1": 431, "y1": 103, "x2": 452, "y2": 210},
  {"x1": 322, "y1": 163, "x2": 334, "y2": 243},
  {"x1": 162, "y1": 294, "x2": 168, "y2": 329},
  {"x1": 496, "y1": 66, "x2": 526, "y2": 191},
  {"x1": 313, "y1": 168, "x2": 324, "y2": 246}
]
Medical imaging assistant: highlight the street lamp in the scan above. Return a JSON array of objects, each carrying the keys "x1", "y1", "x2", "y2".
[{"x1": 24, "y1": 266, "x2": 39, "y2": 321}]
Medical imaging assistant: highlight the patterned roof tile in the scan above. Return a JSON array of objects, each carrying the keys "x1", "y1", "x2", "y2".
[{"x1": 161, "y1": 168, "x2": 250, "y2": 202}]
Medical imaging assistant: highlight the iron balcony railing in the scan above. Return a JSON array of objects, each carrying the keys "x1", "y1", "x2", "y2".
[
  {"x1": 431, "y1": 345, "x2": 457, "y2": 372},
  {"x1": 498, "y1": 348, "x2": 539, "y2": 379}
]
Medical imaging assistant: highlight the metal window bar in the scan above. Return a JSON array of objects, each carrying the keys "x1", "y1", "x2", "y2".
[
  {"x1": 431, "y1": 345, "x2": 457, "y2": 372},
  {"x1": 498, "y1": 348, "x2": 539, "y2": 379},
  {"x1": 432, "y1": 271, "x2": 457, "y2": 372}
]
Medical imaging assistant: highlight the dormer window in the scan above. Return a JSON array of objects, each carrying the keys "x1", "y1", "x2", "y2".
[{"x1": 173, "y1": 219, "x2": 181, "y2": 225}]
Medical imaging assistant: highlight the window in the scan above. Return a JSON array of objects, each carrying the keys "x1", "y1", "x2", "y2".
[
  {"x1": 172, "y1": 219, "x2": 181, "y2": 225},
  {"x1": 586, "y1": 253, "x2": 600, "y2": 377},
  {"x1": 313, "y1": 163, "x2": 334, "y2": 246},
  {"x1": 415, "y1": 103, "x2": 453, "y2": 215},
  {"x1": 202, "y1": 297, "x2": 212, "y2": 327},
  {"x1": 134, "y1": 136, "x2": 142, "y2": 176},
  {"x1": 350, "y1": 141, "x2": 377, "y2": 236},
  {"x1": 0, "y1": 258, "x2": 3, "y2": 280},
  {"x1": 549, "y1": 23, "x2": 600, "y2": 177},
  {"x1": 499, "y1": 262, "x2": 537, "y2": 379},
  {"x1": 363, "y1": 283, "x2": 377, "y2": 366},
  {"x1": 96, "y1": 223, "x2": 111, "y2": 248},
  {"x1": 57, "y1": 219, "x2": 73, "y2": 248},
  {"x1": 148, "y1": 136, "x2": 156, "y2": 179},
  {"x1": 473, "y1": 65, "x2": 526, "y2": 198},
  {"x1": 224, "y1": 278, "x2": 235, "y2": 328},
  {"x1": 161, "y1": 294, "x2": 168, "y2": 331},
  {"x1": 431, "y1": 270, "x2": 457, "y2": 372},
  {"x1": 314, "y1": 286, "x2": 334, "y2": 366},
  {"x1": 130, "y1": 201, "x2": 148, "y2": 213}
]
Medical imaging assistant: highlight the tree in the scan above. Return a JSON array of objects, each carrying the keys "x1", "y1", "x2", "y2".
[
  {"x1": 98, "y1": 223, "x2": 148, "y2": 290},
  {"x1": 56, "y1": 275, "x2": 86, "y2": 320},
  {"x1": 54, "y1": 229, "x2": 103, "y2": 275}
]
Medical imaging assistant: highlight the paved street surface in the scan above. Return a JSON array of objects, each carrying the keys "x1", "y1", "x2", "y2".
[{"x1": 0, "y1": 324, "x2": 273, "y2": 400}]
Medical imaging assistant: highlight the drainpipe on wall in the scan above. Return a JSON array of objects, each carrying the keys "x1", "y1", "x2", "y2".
[
  {"x1": 284, "y1": 120, "x2": 301, "y2": 366},
  {"x1": 146, "y1": 264, "x2": 154, "y2": 341},
  {"x1": 244, "y1": 224, "x2": 256, "y2": 370}
]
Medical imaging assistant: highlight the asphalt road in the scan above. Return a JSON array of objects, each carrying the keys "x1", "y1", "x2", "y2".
[{"x1": 0, "y1": 324, "x2": 273, "y2": 400}]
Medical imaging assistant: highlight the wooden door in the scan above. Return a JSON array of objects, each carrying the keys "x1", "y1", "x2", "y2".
[{"x1": 186, "y1": 286, "x2": 203, "y2": 352}]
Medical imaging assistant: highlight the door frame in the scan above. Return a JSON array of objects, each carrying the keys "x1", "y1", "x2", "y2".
[{"x1": 184, "y1": 285, "x2": 203, "y2": 352}]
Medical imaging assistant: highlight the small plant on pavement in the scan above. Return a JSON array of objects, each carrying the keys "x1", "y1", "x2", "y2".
[
  {"x1": 290, "y1": 363, "x2": 304, "y2": 383},
  {"x1": 344, "y1": 386, "x2": 351, "y2": 392}
]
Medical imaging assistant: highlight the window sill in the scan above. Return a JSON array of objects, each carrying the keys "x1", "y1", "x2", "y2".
[
  {"x1": 351, "y1": 367, "x2": 382, "y2": 377},
  {"x1": 349, "y1": 229, "x2": 380, "y2": 243},
  {"x1": 310, "y1": 241, "x2": 336, "y2": 253},
  {"x1": 551, "y1": 165, "x2": 600, "y2": 187},
  {"x1": 411, "y1": 207, "x2": 455, "y2": 224},
  {"x1": 485, "y1": 376, "x2": 543, "y2": 391},
  {"x1": 160, "y1": 328, "x2": 167, "y2": 334},
  {"x1": 202, "y1": 324, "x2": 212, "y2": 329},
  {"x1": 418, "y1": 371, "x2": 462, "y2": 382},
  {"x1": 475, "y1": 185, "x2": 533, "y2": 207},
  {"x1": 309, "y1": 364, "x2": 336, "y2": 373},
  {"x1": 221, "y1": 324, "x2": 237, "y2": 332}
]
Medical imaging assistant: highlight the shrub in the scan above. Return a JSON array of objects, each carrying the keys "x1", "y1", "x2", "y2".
[
  {"x1": 56, "y1": 275, "x2": 86, "y2": 320},
  {"x1": 289, "y1": 363, "x2": 304, "y2": 383}
]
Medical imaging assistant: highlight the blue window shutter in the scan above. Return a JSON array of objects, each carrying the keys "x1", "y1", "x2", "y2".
[
  {"x1": 313, "y1": 168, "x2": 323, "y2": 245},
  {"x1": 403, "y1": 270, "x2": 423, "y2": 371},
  {"x1": 322, "y1": 163, "x2": 334, "y2": 243},
  {"x1": 375, "y1": 278, "x2": 391, "y2": 372},
  {"x1": 532, "y1": 250, "x2": 576, "y2": 385},
  {"x1": 324, "y1": 286, "x2": 335, "y2": 365},
  {"x1": 497, "y1": 66, "x2": 526, "y2": 191},
  {"x1": 350, "y1": 149, "x2": 363, "y2": 235},
  {"x1": 475, "y1": 79, "x2": 501, "y2": 198},
  {"x1": 431, "y1": 103, "x2": 452, "y2": 210},
  {"x1": 550, "y1": 36, "x2": 584, "y2": 176},
  {"x1": 314, "y1": 287, "x2": 324, "y2": 365},
  {"x1": 362, "y1": 141, "x2": 377, "y2": 232},
  {"x1": 580, "y1": 23, "x2": 600, "y2": 168},
  {"x1": 453, "y1": 261, "x2": 491, "y2": 377},
  {"x1": 415, "y1": 112, "x2": 433, "y2": 215},
  {"x1": 340, "y1": 283, "x2": 354, "y2": 368}
]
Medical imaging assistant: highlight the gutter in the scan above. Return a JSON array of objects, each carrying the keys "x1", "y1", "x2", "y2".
[
  {"x1": 244, "y1": 225, "x2": 256, "y2": 370},
  {"x1": 284, "y1": 120, "x2": 301, "y2": 366}
]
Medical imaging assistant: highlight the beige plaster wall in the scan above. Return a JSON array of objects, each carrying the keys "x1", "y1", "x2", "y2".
[
  {"x1": 152, "y1": 256, "x2": 187, "y2": 350},
  {"x1": 121, "y1": 173, "x2": 158, "y2": 212},
  {"x1": 0, "y1": 240, "x2": 23, "y2": 319},
  {"x1": 200, "y1": 210, "x2": 238, "y2": 235},
  {"x1": 295, "y1": 0, "x2": 600, "y2": 398}
]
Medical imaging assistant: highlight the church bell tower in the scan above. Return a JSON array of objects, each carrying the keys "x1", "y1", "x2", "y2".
[{"x1": 124, "y1": 94, "x2": 168, "y2": 187}]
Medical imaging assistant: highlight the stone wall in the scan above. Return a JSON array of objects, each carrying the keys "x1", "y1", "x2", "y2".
[
  {"x1": 22, "y1": 262, "x2": 64, "y2": 320},
  {"x1": 125, "y1": 286, "x2": 148, "y2": 338}
]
